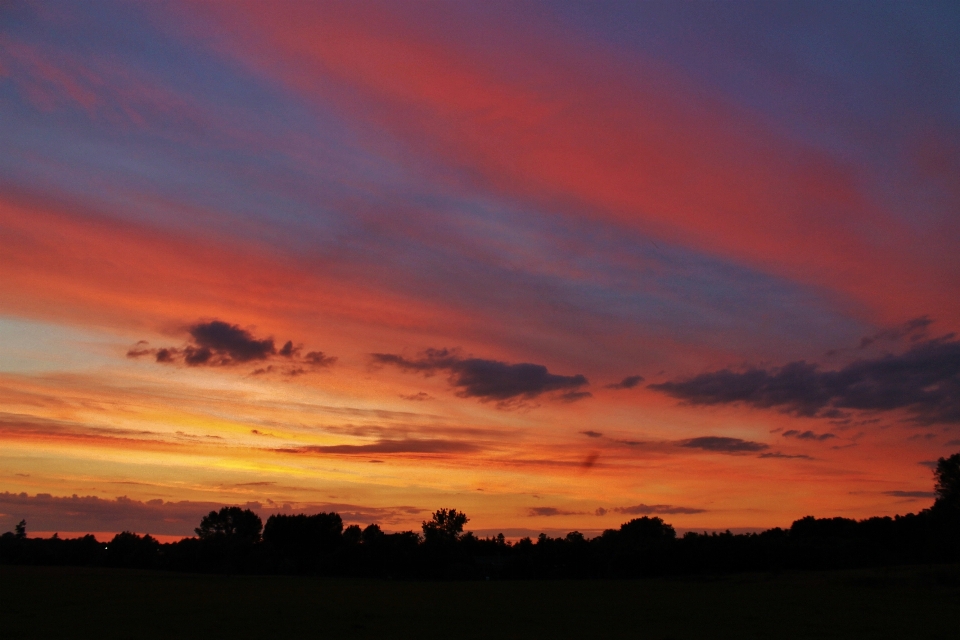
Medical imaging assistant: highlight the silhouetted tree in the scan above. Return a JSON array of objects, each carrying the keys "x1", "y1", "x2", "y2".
[
  {"x1": 361, "y1": 523, "x2": 384, "y2": 544},
  {"x1": 262, "y1": 512, "x2": 343, "y2": 573},
  {"x1": 106, "y1": 531, "x2": 161, "y2": 568},
  {"x1": 619, "y1": 517, "x2": 676, "y2": 542},
  {"x1": 195, "y1": 507, "x2": 262, "y2": 543},
  {"x1": 565, "y1": 531, "x2": 586, "y2": 543},
  {"x1": 4, "y1": 467, "x2": 959, "y2": 577},
  {"x1": 263, "y1": 513, "x2": 343, "y2": 549},
  {"x1": 933, "y1": 452, "x2": 960, "y2": 513},
  {"x1": 343, "y1": 524, "x2": 362, "y2": 545},
  {"x1": 422, "y1": 508, "x2": 469, "y2": 544}
]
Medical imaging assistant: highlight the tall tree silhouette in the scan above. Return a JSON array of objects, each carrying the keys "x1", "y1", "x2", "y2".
[{"x1": 933, "y1": 452, "x2": 960, "y2": 513}]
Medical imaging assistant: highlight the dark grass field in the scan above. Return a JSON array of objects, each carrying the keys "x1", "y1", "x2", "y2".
[{"x1": 2, "y1": 564, "x2": 959, "y2": 639}]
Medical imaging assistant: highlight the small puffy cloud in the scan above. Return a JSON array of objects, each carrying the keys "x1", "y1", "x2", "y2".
[
  {"x1": 782, "y1": 430, "x2": 835, "y2": 441},
  {"x1": 527, "y1": 507, "x2": 583, "y2": 517},
  {"x1": 678, "y1": 436, "x2": 768, "y2": 453},
  {"x1": 278, "y1": 341, "x2": 299, "y2": 357},
  {"x1": 281, "y1": 438, "x2": 478, "y2": 455},
  {"x1": 758, "y1": 452, "x2": 813, "y2": 460},
  {"x1": 580, "y1": 453, "x2": 599, "y2": 469},
  {"x1": 612, "y1": 503, "x2": 706, "y2": 515},
  {"x1": 371, "y1": 348, "x2": 588, "y2": 404},
  {"x1": 882, "y1": 490, "x2": 936, "y2": 499},
  {"x1": 400, "y1": 392, "x2": 433, "y2": 401},
  {"x1": 304, "y1": 351, "x2": 336, "y2": 367},
  {"x1": 188, "y1": 320, "x2": 274, "y2": 362},
  {"x1": 128, "y1": 320, "x2": 335, "y2": 373},
  {"x1": 605, "y1": 375, "x2": 644, "y2": 390},
  {"x1": 580, "y1": 430, "x2": 603, "y2": 438}
]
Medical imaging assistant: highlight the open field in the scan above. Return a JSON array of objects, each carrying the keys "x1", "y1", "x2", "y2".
[{"x1": 2, "y1": 564, "x2": 959, "y2": 639}]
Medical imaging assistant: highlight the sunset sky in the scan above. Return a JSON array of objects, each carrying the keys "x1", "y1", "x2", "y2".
[{"x1": 2, "y1": 1, "x2": 959, "y2": 540}]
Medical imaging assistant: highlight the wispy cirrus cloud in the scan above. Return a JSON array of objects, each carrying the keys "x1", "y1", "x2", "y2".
[
  {"x1": 280, "y1": 438, "x2": 479, "y2": 456},
  {"x1": 0, "y1": 413, "x2": 183, "y2": 451},
  {"x1": 192, "y1": 1, "x2": 960, "y2": 328},
  {"x1": 882, "y1": 490, "x2": 935, "y2": 499}
]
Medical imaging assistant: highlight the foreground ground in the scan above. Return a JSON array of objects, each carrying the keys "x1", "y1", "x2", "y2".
[{"x1": 2, "y1": 564, "x2": 959, "y2": 639}]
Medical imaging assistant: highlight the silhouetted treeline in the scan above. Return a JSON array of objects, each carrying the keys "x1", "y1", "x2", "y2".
[{"x1": 3, "y1": 454, "x2": 959, "y2": 579}]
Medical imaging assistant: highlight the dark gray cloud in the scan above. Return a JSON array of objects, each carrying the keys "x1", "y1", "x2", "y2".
[
  {"x1": 882, "y1": 490, "x2": 936, "y2": 499},
  {"x1": 188, "y1": 320, "x2": 275, "y2": 363},
  {"x1": 758, "y1": 452, "x2": 814, "y2": 460},
  {"x1": 612, "y1": 503, "x2": 706, "y2": 515},
  {"x1": 371, "y1": 348, "x2": 588, "y2": 403},
  {"x1": 605, "y1": 375, "x2": 644, "y2": 390},
  {"x1": 678, "y1": 436, "x2": 769, "y2": 453},
  {"x1": 650, "y1": 337, "x2": 960, "y2": 425},
  {"x1": 580, "y1": 430, "x2": 603, "y2": 438},
  {"x1": 782, "y1": 430, "x2": 835, "y2": 441},
  {"x1": 128, "y1": 320, "x2": 335, "y2": 372},
  {"x1": 527, "y1": 507, "x2": 583, "y2": 517},
  {"x1": 281, "y1": 438, "x2": 478, "y2": 455}
]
